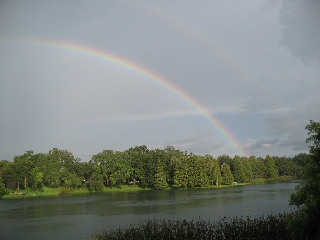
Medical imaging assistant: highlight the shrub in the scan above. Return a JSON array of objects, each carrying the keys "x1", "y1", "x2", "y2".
[
  {"x1": 89, "y1": 172, "x2": 104, "y2": 192},
  {"x1": 0, "y1": 175, "x2": 7, "y2": 198}
]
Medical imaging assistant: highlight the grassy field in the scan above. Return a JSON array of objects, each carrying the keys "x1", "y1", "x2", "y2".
[{"x1": 1, "y1": 185, "x2": 153, "y2": 199}]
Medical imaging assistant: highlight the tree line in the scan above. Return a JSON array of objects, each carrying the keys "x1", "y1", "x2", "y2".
[{"x1": 0, "y1": 146, "x2": 309, "y2": 194}]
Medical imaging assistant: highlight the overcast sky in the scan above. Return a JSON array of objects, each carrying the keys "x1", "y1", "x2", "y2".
[{"x1": 1, "y1": 0, "x2": 319, "y2": 161}]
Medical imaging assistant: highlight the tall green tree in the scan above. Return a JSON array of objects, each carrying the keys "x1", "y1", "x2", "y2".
[
  {"x1": 248, "y1": 156, "x2": 266, "y2": 178},
  {"x1": 173, "y1": 155, "x2": 189, "y2": 188},
  {"x1": 164, "y1": 146, "x2": 184, "y2": 185},
  {"x1": 264, "y1": 155, "x2": 278, "y2": 179},
  {"x1": 32, "y1": 150, "x2": 73, "y2": 188},
  {"x1": 217, "y1": 155, "x2": 234, "y2": 172},
  {"x1": 30, "y1": 167, "x2": 44, "y2": 192},
  {"x1": 153, "y1": 166, "x2": 168, "y2": 190},
  {"x1": 221, "y1": 163, "x2": 234, "y2": 185},
  {"x1": 47, "y1": 148, "x2": 81, "y2": 184},
  {"x1": 187, "y1": 154, "x2": 209, "y2": 187},
  {"x1": 233, "y1": 156, "x2": 246, "y2": 183},
  {"x1": 1, "y1": 162, "x2": 19, "y2": 189},
  {"x1": 0, "y1": 160, "x2": 9, "y2": 173},
  {"x1": 204, "y1": 155, "x2": 222, "y2": 186},
  {"x1": 90, "y1": 150, "x2": 122, "y2": 186},
  {"x1": 124, "y1": 145, "x2": 149, "y2": 186},
  {"x1": 13, "y1": 152, "x2": 34, "y2": 189},
  {"x1": 241, "y1": 157, "x2": 254, "y2": 181},
  {"x1": 288, "y1": 120, "x2": 320, "y2": 239}
]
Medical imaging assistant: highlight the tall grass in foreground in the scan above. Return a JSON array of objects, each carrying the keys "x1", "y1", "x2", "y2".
[{"x1": 92, "y1": 212, "x2": 297, "y2": 240}]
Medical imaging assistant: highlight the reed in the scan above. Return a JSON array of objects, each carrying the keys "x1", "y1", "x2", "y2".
[
  {"x1": 248, "y1": 178, "x2": 266, "y2": 185},
  {"x1": 92, "y1": 212, "x2": 297, "y2": 240}
]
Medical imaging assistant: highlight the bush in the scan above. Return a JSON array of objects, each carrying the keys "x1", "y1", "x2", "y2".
[
  {"x1": 0, "y1": 175, "x2": 7, "y2": 198},
  {"x1": 89, "y1": 172, "x2": 104, "y2": 192}
]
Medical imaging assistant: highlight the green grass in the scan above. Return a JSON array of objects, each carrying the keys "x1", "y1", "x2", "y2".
[
  {"x1": 0, "y1": 183, "x2": 256, "y2": 199},
  {"x1": 1, "y1": 185, "x2": 152, "y2": 199},
  {"x1": 102, "y1": 185, "x2": 152, "y2": 193},
  {"x1": 2, "y1": 187, "x2": 62, "y2": 199}
]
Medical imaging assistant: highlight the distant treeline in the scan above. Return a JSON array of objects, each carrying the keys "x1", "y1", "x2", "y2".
[{"x1": 0, "y1": 146, "x2": 309, "y2": 192}]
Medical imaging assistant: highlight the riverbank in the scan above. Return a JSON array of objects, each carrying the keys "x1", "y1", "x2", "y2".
[
  {"x1": 1, "y1": 185, "x2": 153, "y2": 199},
  {"x1": 1, "y1": 176, "x2": 295, "y2": 199},
  {"x1": 2, "y1": 184, "x2": 248, "y2": 199}
]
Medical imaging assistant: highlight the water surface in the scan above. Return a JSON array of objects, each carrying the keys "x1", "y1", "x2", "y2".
[{"x1": 0, "y1": 180, "x2": 299, "y2": 239}]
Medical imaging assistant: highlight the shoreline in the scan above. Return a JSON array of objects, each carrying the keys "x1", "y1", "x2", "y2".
[{"x1": 1, "y1": 176, "x2": 296, "y2": 200}]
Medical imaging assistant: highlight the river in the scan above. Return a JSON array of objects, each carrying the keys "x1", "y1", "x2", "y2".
[{"x1": 0, "y1": 180, "x2": 299, "y2": 240}]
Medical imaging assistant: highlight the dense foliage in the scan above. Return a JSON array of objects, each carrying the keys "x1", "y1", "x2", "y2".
[
  {"x1": 0, "y1": 145, "x2": 307, "y2": 196},
  {"x1": 0, "y1": 175, "x2": 6, "y2": 198},
  {"x1": 287, "y1": 120, "x2": 320, "y2": 239},
  {"x1": 92, "y1": 212, "x2": 297, "y2": 240}
]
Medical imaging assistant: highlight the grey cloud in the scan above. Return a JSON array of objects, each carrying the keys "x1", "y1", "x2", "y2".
[
  {"x1": 279, "y1": 0, "x2": 320, "y2": 63},
  {"x1": 0, "y1": 1, "x2": 319, "y2": 160},
  {"x1": 163, "y1": 133, "x2": 225, "y2": 155},
  {"x1": 278, "y1": 133, "x2": 308, "y2": 151},
  {"x1": 263, "y1": 113, "x2": 300, "y2": 136},
  {"x1": 185, "y1": 140, "x2": 225, "y2": 154},
  {"x1": 164, "y1": 136, "x2": 202, "y2": 146},
  {"x1": 246, "y1": 138, "x2": 280, "y2": 151}
]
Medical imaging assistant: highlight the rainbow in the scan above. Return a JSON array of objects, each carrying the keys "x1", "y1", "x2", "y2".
[
  {"x1": 1, "y1": 38, "x2": 247, "y2": 156},
  {"x1": 133, "y1": 1, "x2": 264, "y2": 92}
]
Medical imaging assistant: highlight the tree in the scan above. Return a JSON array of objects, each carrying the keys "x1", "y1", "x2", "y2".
[
  {"x1": 248, "y1": 156, "x2": 267, "y2": 178},
  {"x1": 221, "y1": 163, "x2": 234, "y2": 185},
  {"x1": 0, "y1": 175, "x2": 6, "y2": 198},
  {"x1": 164, "y1": 146, "x2": 184, "y2": 185},
  {"x1": 204, "y1": 155, "x2": 222, "y2": 186},
  {"x1": 88, "y1": 172, "x2": 104, "y2": 192},
  {"x1": 27, "y1": 148, "x2": 81, "y2": 188},
  {"x1": 1, "y1": 162, "x2": 19, "y2": 189},
  {"x1": 173, "y1": 155, "x2": 189, "y2": 188},
  {"x1": 47, "y1": 148, "x2": 80, "y2": 186},
  {"x1": 274, "y1": 156, "x2": 302, "y2": 178},
  {"x1": 233, "y1": 156, "x2": 246, "y2": 183},
  {"x1": 288, "y1": 120, "x2": 320, "y2": 239},
  {"x1": 153, "y1": 166, "x2": 168, "y2": 190},
  {"x1": 13, "y1": 152, "x2": 34, "y2": 189},
  {"x1": 217, "y1": 155, "x2": 234, "y2": 171},
  {"x1": 30, "y1": 167, "x2": 44, "y2": 192},
  {"x1": 264, "y1": 155, "x2": 278, "y2": 179},
  {"x1": 187, "y1": 154, "x2": 209, "y2": 187},
  {"x1": 0, "y1": 160, "x2": 9, "y2": 173},
  {"x1": 241, "y1": 157, "x2": 254, "y2": 181},
  {"x1": 64, "y1": 173, "x2": 83, "y2": 190}
]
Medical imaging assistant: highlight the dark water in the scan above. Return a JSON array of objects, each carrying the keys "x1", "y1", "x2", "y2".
[{"x1": 0, "y1": 181, "x2": 299, "y2": 240}]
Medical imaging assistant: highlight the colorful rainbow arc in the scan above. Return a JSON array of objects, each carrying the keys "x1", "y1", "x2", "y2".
[{"x1": 1, "y1": 39, "x2": 247, "y2": 156}]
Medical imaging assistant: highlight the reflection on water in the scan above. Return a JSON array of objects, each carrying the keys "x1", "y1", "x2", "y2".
[{"x1": 0, "y1": 180, "x2": 299, "y2": 240}]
